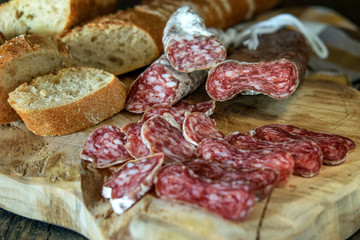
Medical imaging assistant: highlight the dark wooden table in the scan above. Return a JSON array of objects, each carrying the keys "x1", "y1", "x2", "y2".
[{"x1": 1, "y1": 0, "x2": 360, "y2": 239}]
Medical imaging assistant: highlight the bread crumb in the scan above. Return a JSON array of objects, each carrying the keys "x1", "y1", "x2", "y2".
[{"x1": 40, "y1": 90, "x2": 47, "y2": 96}]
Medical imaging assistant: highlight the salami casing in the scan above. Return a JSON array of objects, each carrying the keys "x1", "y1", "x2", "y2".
[
  {"x1": 183, "y1": 112, "x2": 224, "y2": 145},
  {"x1": 253, "y1": 124, "x2": 354, "y2": 165},
  {"x1": 141, "y1": 100, "x2": 216, "y2": 126},
  {"x1": 155, "y1": 163, "x2": 255, "y2": 221},
  {"x1": 81, "y1": 125, "x2": 133, "y2": 168},
  {"x1": 102, "y1": 153, "x2": 164, "y2": 214},
  {"x1": 196, "y1": 138, "x2": 294, "y2": 186},
  {"x1": 142, "y1": 116, "x2": 196, "y2": 162},
  {"x1": 121, "y1": 122, "x2": 151, "y2": 159},
  {"x1": 225, "y1": 132, "x2": 322, "y2": 177},
  {"x1": 183, "y1": 159, "x2": 279, "y2": 201},
  {"x1": 125, "y1": 55, "x2": 207, "y2": 113},
  {"x1": 206, "y1": 28, "x2": 309, "y2": 100},
  {"x1": 163, "y1": 6, "x2": 226, "y2": 72}
]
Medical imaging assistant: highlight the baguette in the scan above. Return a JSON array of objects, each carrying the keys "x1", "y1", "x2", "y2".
[
  {"x1": 0, "y1": 34, "x2": 72, "y2": 124},
  {"x1": 8, "y1": 67, "x2": 127, "y2": 136},
  {"x1": 0, "y1": 0, "x2": 117, "y2": 40},
  {"x1": 60, "y1": 0, "x2": 281, "y2": 75}
]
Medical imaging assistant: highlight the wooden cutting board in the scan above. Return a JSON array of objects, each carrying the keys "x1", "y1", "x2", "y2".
[{"x1": 0, "y1": 75, "x2": 359, "y2": 240}]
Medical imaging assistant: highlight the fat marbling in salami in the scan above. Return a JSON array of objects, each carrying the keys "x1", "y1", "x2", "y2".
[
  {"x1": 225, "y1": 132, "x2": 322, "y2": 177},
  {"x1": 163, "y1": 6, "x2": 226, "y2": 72},
  {"x1": 183, "y1": 112, "x2": 224, "y2": 145},
  {"x1": 183, "y1": 159, "x2": 279, "y2": 201},
  {"x1": 102, "y1": 153, "x2": 164, "y2": 214},
  {"x1": 206, "y1": 28, "x2": 309, "y2": 100},
  {"x1": 81, "y1": 125, "x2": 133, "y2": 168},
  {"x1": 121, "y1": 122, "x2": 151, "y2": 159},
  {"x1": 252, "y1": 124, "x2": 354, "y2": 165},
  {"x1": 142, "y1": 116, "x2": 196, "y2": 162},
  {"x1": 196, "y1": 138, "x2": 294, "y2": 186},
  {"x1": 125, "y1": 55, "x2": 207, "y2": 113},
  {"x1": 141, "y1": 100, "x2": 216, "y2": 126},
  {"x1": 155, "y1": 163, "x2": 255, "y2": 221}
]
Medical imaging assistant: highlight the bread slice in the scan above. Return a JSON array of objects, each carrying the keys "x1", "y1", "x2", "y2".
[
  {"x1": 60, "y1": 0, "x2": 281, "y2": 76},
  {"x1": 0, "y1": 34, "x2": 73, "y2": 124},
  {"x1": 0, "y1": 0, "x2": 117, "y2": 40},
  {"x1": 8, "y1": 67, "x2": 127, "y2": 136},
  {"x1": 60, "y1": 9, "x2": 163, "y2": 75}
]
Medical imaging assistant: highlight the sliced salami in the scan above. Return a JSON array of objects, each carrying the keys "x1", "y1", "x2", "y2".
[
  {"x1": 163, "y1": 6, "x2": 226, "y2": 73},
  {"x1": 81, "y1": 125, "x2": 133, "y2": 168},
  {"x1": 125, "y1": 55, "x2": 207, "y2": 113},
  {"x1": 268, "y1": 124, "x2": 356, "y2": 151},
  {"x1": 196, "y1": 138, "x2": 294, "y2": 186},
  {"x1": 121, "y1": 122, "x2": 151, "y2": 159},
  {"x1": 155, "y1": 163, "x2": 255, "y2": 221},
  {"x1": 183, "y1": 159, "x2": 279, "y2": 201},
  {"x1": 102, "y1": 153, "x2": 164, "y2": 214},
  {"x1": 141, "y1": 100, "x2": 216, "y2": 126},
  {"x1": 206, "y1": 28, "x2": 309, "y2": 100},
  {"x1": 183, "y1": 112, "x2": 224, "y2": 145},
  {"x1": 252, "y1": 124, "x2": 353, "y2": 165},
  {"x1": 225, "y1": 132, "x2": 322, "y2": 178},
  {"x1": 142, "y1": 116, "x2": 196, "y2": 162}
]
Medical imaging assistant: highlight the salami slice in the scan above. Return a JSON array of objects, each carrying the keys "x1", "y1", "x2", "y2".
[
  {"x1": 196, "y1": 138, "x2": 294, "y2": 186},
  {"x1": 81, "y1": 125, "x2": 133, "y2": 168},
  {"x1": 225, "y1": 132, "x2": 322, "y2": 178},
  {"x1": 183, "y1": 112, "x2": 224, "y2": 145},
  {"x1": 163, "y1": 6, "x2": 227, "y2": 73},
  {"x1": 268, "y1": 124, "x2": 356, "y2": 151},
  {"x1": 252, "y1": 124, "x2": 353, "y2": 165},
  {"x1": 125, "y1": 55, "x2": 207, "y2": 113},
  {"x1": 102, "y1": 153, "x2": 164, "y2": 214},
  {"x1": 183, "y1": 159, "x2": 279, "y2": 201},
  {"x1": 206, "y1": 28, "x2": 309, "y2": 100},
  {"x1": 142, "y1": 116, "x2": 196, "y2": 162},
  {"x1": 155, "y1": 163, "x2": 255, "y2": 221},
  {"x1": 121, "y1": 122, "x2": 151, "y2": 159},
  {"x1": 141, "y1": 100, "x2": 216, "y2": 125}
]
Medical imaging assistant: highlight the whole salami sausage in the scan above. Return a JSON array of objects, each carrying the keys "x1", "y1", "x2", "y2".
[
  {"x1": 102, "y1": 153, "x2": 164, "y2": 214},
  {"x1": 196, "y1": 138, "x2": 294, "y2": 186},
  {"x1": 252, "y1": 124, "x2": 354, "y2": 165},
  {"x1": 163, "y1": 6, "x2": 227, "y2": 72},
  {"x1": 155, "y1": 163, "x2": 255, "y2": 221},
  {"x1": 206, "y1": 28, "x2": 309, "y2": 100},
  {"x1": 121, "y1": 122, "x2": 151, "y2": 159},
  {"x1": 183, "y1": 159, "x2": 279, "y2": 201},
  {"x1": 183, "y1": 112, "x2": 224, "y2": 145},
  {"x1": 225, "y1": 132, "x2": 322, "y2": 178},
  {"x1": 125, "y1": 55, "x2": 207, "y2": 113},
  {"x1": 81, "y1": 125, "x2": 133, "y2": 168},
  {"x1": 142, "y1": 116, "x2": 196, "y2": 162},
  {"x1": 141, "y1": 100, "x2": 216, "y2": 126}
]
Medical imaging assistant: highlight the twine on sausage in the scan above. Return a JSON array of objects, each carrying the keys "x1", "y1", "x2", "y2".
[{"x1": 228, "y1": 14, "x2": 329, "y2": 59}]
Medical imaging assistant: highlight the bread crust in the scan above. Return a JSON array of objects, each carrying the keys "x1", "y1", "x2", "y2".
[
  {"x1": 8, "y1": 67, "x2": 127, "y2": 136},
  {"x1": 0, "y1": 32, "x2": 5, "y2": 45},
  {"x1": 0, "y1": 34, "x2": 72, "y2": 124}
]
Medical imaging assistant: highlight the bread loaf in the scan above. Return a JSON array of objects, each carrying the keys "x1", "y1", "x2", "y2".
[
  {"x1": 0, "y1": 34, "x2": 72, "y2": 124},
  {"x1": 8, "y1": 67, "x2": 127, "y2": 136},
  {"x1": 0, "y1": 0, "x2": 117, "y2": 40},
  {"x1": 60, "y1": 0, "x2": 281, "y2": 75}
]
